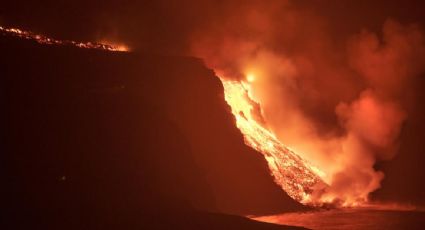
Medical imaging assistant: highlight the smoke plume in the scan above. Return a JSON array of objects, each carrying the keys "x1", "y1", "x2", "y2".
[{"x1": 191, "y1": 1, "x2": 425, "y2": 205}]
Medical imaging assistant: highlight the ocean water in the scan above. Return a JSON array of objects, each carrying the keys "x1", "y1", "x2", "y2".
[{"x1": 252, "y1": 209, "x2": 425, "y2": 230}]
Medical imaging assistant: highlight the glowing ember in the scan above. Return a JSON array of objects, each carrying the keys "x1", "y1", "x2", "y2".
[
  {"x1": 246, "y1": 73, "x2": 256, "y2": 83},
  {"x1": 0, "y1": 26, "x2": 128, "y2": 52},
  {"x1": 220, "y1": 78, "x2": 329, "y2": 206}
]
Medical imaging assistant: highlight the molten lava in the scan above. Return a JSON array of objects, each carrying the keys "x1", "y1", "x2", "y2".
[
  {"x1": 0, "y1": 26, "x2": 128, "y2": 52},
  {"x1": 220, "y1": 78, "x2": 330, "y2": 206},
  {"x1": 1, "y1": 25, "x2": 351, "y2": 207}
]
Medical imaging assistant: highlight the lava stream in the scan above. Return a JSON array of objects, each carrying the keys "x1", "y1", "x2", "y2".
[
  {"x1": 0, "y1": 26, "x2": 128, "y2": 52},
  {"x1": 1, "y1": 25, "x2": 332, "y2": 207},
  {"x1": 220, "y1": 79, "x2": 329, "y2": 206}
]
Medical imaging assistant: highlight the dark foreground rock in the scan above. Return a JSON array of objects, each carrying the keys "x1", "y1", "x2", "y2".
[{"x1": 0, "y1": 34, "x2": 306, "y2": 229}]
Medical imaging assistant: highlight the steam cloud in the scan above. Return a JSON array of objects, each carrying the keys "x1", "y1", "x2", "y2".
[{"x1": 190, "y1": 1, "x2": 425, "y2": 204}]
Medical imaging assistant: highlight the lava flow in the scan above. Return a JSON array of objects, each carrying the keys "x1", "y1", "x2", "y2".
[
  {"x1": 220, "y1": 78, "x2": 329, "y2": 206},
  {"x1": 0, "y1": 26, "x2": 128, "y2": 52},
  {"x1": 0, "y1": 25, "x2": 339, "y2": 207}
]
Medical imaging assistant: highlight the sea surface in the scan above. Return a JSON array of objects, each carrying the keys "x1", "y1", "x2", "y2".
[{"x1": 252, "y1": 209, "x2": 425, "y2": 230}]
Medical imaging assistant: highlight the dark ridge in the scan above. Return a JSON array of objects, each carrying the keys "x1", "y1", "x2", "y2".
[{"x1": 0, "y1": 33, "x2": 306, "y2": 229}]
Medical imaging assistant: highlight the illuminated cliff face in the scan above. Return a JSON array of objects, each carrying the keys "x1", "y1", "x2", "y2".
[{"x1": 220, "y1": 78, "x2": 331, "y2": 206}]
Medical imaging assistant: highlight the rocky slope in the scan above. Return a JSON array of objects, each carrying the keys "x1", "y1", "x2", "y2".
[{"x1": 0, "y1": 34, "x2": 305, "y2": 229}]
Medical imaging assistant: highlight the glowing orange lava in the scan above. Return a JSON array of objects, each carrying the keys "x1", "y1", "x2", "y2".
[
  {"x1": 220, "y1": 78, "x2": 330, "y2": 206},
  {"x1": 0, "y1": 26, "x2": 128, "y2": 52},
  {"x1": 1, "y1": 25, "x2": 344, "y2": 207}
]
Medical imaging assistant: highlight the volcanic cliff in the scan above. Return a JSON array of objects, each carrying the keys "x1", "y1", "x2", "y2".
[{"x1": 1, "y1": 33, "x2": 305, "y2": 229}]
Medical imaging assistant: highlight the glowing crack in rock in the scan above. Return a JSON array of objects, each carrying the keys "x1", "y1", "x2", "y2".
[
  {"x1": 0, "y1": 26, "x2": 128, "y2": 52},
  {"x1": 220, "y1": 78, "x2": 329, "y2": 206}
]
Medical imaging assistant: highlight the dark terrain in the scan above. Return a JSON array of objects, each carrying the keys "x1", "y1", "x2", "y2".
[{"x1": 0, "y1": 34, "x2": 305, "y2": 229}]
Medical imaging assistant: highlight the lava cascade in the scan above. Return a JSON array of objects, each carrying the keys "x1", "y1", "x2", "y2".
[
  {"x1": 1, "y1": 25, "x2": 334, "y2": 207},
  {"x1": 220, "y1": 79, "x2": 329, "y2": 206}
]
